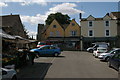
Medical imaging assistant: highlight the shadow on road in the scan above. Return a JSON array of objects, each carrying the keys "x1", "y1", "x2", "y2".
[
  {"x1": 17, "y1": 62, "x2": 52, "y2": 80},
  {"x1": 39, "y1": 55, "x2": 65, "y2": 58}
]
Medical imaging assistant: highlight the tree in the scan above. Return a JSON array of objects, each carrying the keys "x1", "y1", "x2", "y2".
[
  {"x1": 23, "y1": 24, "x2": 29, "y2": 39},
  {"x1": 45, "y1": 12, "x2": 71, "y2": 25}
]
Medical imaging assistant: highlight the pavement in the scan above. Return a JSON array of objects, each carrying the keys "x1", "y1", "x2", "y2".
[{"x1": 17, "y1": 51, "x2": 118, "y2": 80}]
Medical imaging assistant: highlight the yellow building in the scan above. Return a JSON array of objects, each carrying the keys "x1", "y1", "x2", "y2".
[
  {"x1": 65, "y1": 19, "x2": 80, "y2": 37},
  {"x1": 37, "y1": 19, "x2": 81, "y2": 50},
  {"x1": 45, "y1": 19, "x2": 64, "y2": 38}
]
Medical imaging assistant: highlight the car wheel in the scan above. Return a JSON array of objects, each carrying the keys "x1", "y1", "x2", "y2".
[
  {"x1": 105, "y1": 57, "x2": 109, "y2": 62},
  {"x1": 118, "y1": 66, "x2": 120, "y2": 72},
  {"x1": 54, "y1": 53, "x2": 59, "y2": 57},
  {"x1": 95, "y1": 54, "x2": 97, "y2": 58},
  {"x1": 11, "y1": 75, "x2": 17, "y2": 80},
  {"x1": 108, "y1": 61, "x2": 112, "y2": 68},
  {"x1": 95, "y1": 56, "x2": 97, "y2": 58},
  {"x1": 35, "y1": 52, "x2": 40, "y2": 57},
  {"x1": 89, "y1": 50, "x2": 93, "y2": 53}
]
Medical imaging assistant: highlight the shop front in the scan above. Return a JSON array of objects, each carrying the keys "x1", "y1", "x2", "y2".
[{"x1": 47, "y1": 37, "x2": 81, "y2": 50}]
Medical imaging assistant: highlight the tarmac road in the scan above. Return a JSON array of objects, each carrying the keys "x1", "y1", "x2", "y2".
[{"x1": 17, "y1": 51, "x2": 118, "y2": 80}]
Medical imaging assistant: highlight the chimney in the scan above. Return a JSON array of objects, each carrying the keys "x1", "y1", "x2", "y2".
[
  {"x1": 79, "y1": 13, "x2": 82, "y2": 19},
  {"x1": 106, "y1": 13, "x2": 109, "y2": 16}
]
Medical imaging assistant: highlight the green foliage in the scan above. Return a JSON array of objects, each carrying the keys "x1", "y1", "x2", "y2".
[{"x1": 45, "y1": 12, "x2": 71, "y2": 25}]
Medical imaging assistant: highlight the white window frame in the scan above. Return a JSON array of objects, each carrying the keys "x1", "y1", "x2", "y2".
[
  {"x1": 70, "y1": 30, "x2": 77, "y2": 36},
  {"x1": 105, "y1": 29, "x2": 110, "y2": 37},
  {"x1": 88, "y1": 30, "x2": 94, "y2": 37},
  {"x1": 88, "y1": 21, "x2": 94, "y2": 27},
  {"x1": 104, "y1": 21, "x2": 110, "y2": 27}
]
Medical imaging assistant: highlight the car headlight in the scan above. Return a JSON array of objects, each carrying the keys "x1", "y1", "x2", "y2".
[
  {"x1": 101, "y1": 55, "x2": 106, "y2": 56},
  {"x1": 30, "y1": 50, "x2": 34, "y2": 52}
]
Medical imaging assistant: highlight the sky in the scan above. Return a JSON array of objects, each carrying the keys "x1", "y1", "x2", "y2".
[{"x1": 0, "y1": 0, "x2": 120, "y2": 39}]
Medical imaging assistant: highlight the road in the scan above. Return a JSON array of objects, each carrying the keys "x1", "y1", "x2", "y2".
[{"x1": 17, "y1": 51, "x2": 118, "y2": 80}]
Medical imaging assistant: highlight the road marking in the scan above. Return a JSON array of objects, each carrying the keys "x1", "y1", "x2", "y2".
[
  {"x1": 50, "y1": 57, "x2": 55, "y2": 63},
  {"x1": 40, "y1": 57, "x2": 56, "y2": 78}
]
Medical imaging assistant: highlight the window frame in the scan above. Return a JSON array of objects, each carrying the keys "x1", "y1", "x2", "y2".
[
  {"x1": 105, "y1": 29, "x2": 110, "y2": 37},
  {"x1": 88, "y1": 30, "x2": 94, "y2": 37},
  {"x1": 70, "y1": 30, "x2": 77, "y2": 36},
  {"x1": 104, "y1": 21, "x2": 110, "y2": 27},
  {"x1": 88, "y1": 21, "x2": 94, "y2": 27}
]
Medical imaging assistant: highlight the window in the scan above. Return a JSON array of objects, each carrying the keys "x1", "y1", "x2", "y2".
[
  {"x1": 50, "y1": 32, "x2": 54, "y2": 36},
  {"x1": 72, "y1": 23, "x2": 75, "y2": 26},
  {"x1": 105, "y1": 30, "x2": 110, "y2": 36},
  {"x1": 112, "y1": 54, "x2": 120, "y2": 59},
  {"x1": 53, "y1": 25, "x2": 57, "y2": 28},
  {"x1": 41, "y1": 46, "x2": 50, "y2": 50},
  {"x1": 105, "y1": 21, "x2": 109, "y2": 26},
  {"x1": 88, "y1": 21, "x2": 93, "y2": 27},
  {"x1": 56, "y1": 31, "x2": 60, "y2": 36},
  {"x1": 70, "y1": 31, "x2": 77, "y2": 36},
  {"x1": 50, "y1": 46, "x2": 56, "y2": 49},
  {"x1": 88, "y1": 30, "x2": 93, "y2": 37}
]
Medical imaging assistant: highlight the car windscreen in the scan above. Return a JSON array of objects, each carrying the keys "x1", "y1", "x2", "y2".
[
  {"x1": 38, "y1": 42, "x2": 46, "y2": 45},
  {"x1": 98, "y1": 49, "x2": 107, "y2": 52}
]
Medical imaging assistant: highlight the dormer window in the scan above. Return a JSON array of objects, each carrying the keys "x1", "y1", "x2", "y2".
[
  {"x1": 53, "y1": 25, "x2": 57, "y2": 28},
  {"x1": 72, "y1": 23, "x2": 75, "y2": 26},
  {"x1": 88, "y1": 21, "x2": 93, "y2": 27}
]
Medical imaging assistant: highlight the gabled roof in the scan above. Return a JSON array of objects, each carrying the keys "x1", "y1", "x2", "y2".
[
  {"x1": 110, "y1": 12, "x2": 120, "y2": 19},
  {"x1": 0, "y1": 14, "x2": 27, "y2": 38},
  {"x1": 81, "y1": 12, "x2": 120, "y2": 21},
  {"x1": 87, "y1": 15, "x2": 95, "y2": 20},
  {"x1": 0, "y1": 14, "x2": 23, "y2": 28},
  {"x1": 41, "y1": 19, "x2": 80, "y2": 34}
]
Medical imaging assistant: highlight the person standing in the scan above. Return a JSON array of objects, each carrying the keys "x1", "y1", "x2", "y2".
[{"x1": 28, "y1": 52, "x2": 36, "y2": 65}]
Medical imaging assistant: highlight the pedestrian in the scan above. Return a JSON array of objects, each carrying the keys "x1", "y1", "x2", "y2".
[{"x1": 28, "y1": 52, "x2": 39, "y2": 65}]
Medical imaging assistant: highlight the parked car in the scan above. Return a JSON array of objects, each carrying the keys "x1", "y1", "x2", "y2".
[
  {"x1": 30, "y1": 45, "x2": 61, "y2": 56},
  {"x1": 37, "y1": 42, "x2": 47, "y2": 47},
  {"x1": 108, "y1": 52, "x2": 120, "y2": 71},
  {"x1": 87, "y1": 42, "x2": 109, "y2": 53},
  {"x1": 98, "y1": 48, "x2": 120, "y2": 61},
  {"x1": 2, "y1": 68, "x2": 17, "y2": 80},
  {"x1": 93, "y1": 47, "x2": 108, "y2": 58}
]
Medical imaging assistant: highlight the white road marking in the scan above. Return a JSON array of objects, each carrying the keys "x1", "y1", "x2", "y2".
[{"x1": 40, "y1": 57, "x2": 56, "y2": 78}]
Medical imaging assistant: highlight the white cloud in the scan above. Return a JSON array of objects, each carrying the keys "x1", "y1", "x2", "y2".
[
  {"x1": 46, "y1": 3, "x2": 84, "y2": 15},
  {"x1": 2, "y1": 0, "x2": 47, "y2": 6},
  {"x1": 20, "y1": 3, "x2": 84, "y2": 25},
  {"x1": 0, "y1": 2, "x2": 8, "y2": 7},
  {"x1": 28, "y1": 31, "x2": 37, "y2": 36},
  {"x1": 20, "y1": 14, "x2": 47, "y2": 24},
  {"x1": 27, "y1": 30, "x2": 37, "y2": 39}
]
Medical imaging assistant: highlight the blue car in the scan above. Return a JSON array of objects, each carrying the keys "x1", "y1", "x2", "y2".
[{"x1": 30, "y1": 45, "x2": 61, "y2": 56}]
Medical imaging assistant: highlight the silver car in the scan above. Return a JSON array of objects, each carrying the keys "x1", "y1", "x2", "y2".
[
  {"x1": 98, "y1": 48, "x2": 120, "y2": 61},
  {"x1": 2, "y1": 68, "x2": 17, "y2": 80}
]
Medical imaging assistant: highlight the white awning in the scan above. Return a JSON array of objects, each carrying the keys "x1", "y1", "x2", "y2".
[{"x1": 0, "y1": 29, "x2": 16, "y2": 39}]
